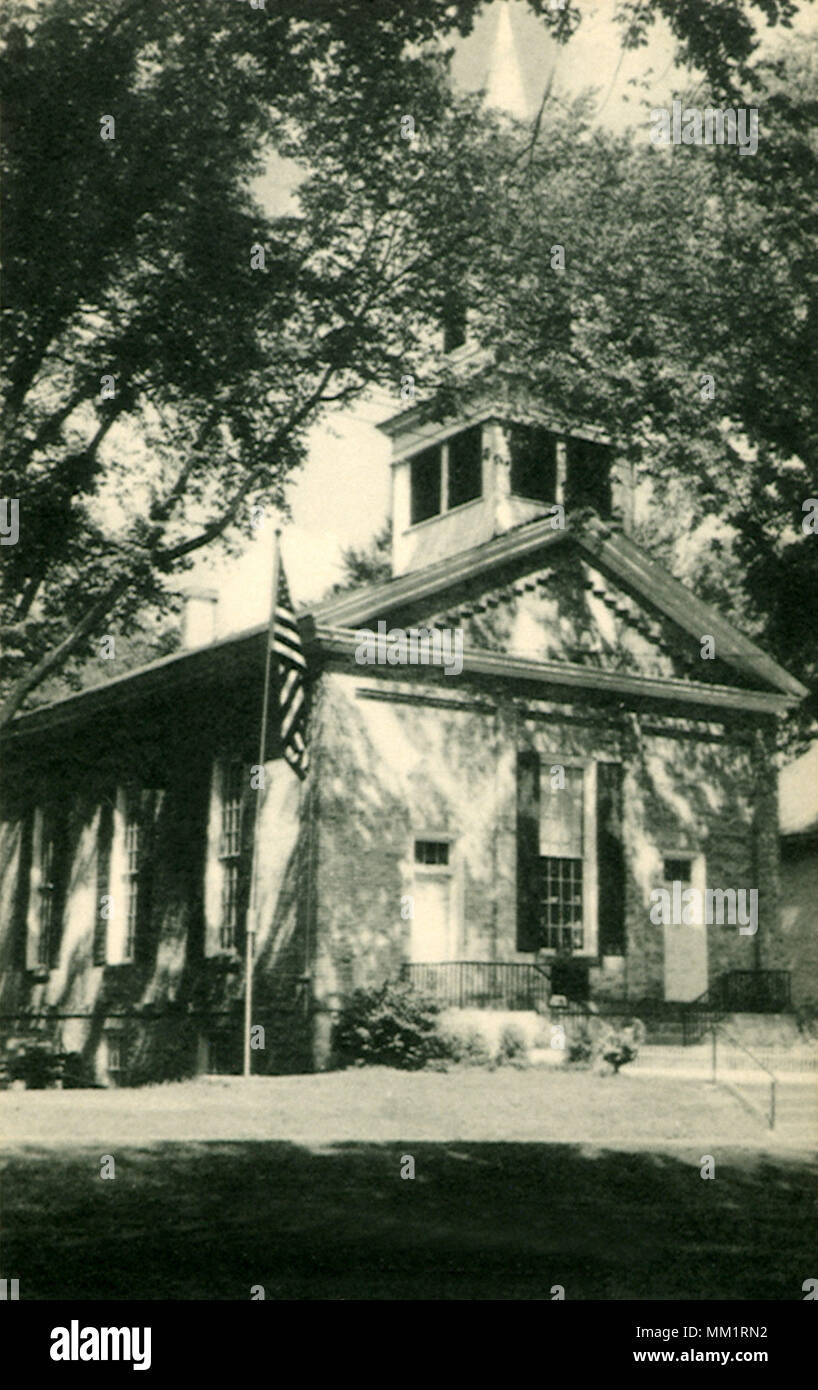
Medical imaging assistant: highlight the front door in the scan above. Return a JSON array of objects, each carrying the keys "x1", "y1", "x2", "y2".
[
  {"x1": 410, "y1": 873, "x2": 453, "y2": 962},
  {"x1": 662, "y1": 855, "x2": 709, "y2": 1002}
]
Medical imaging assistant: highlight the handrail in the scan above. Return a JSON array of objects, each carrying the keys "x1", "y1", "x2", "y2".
[
  {"x1": 710, "y1": 1022, "x2": 777, "y2": 1129},
  {"x1": 716, "y1": 1024, "x2": 778, "y2": 1081}
]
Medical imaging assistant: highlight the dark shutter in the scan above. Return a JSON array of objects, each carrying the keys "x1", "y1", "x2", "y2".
[
  {"x1": 12, "y1": 811, "x2": 33, "y2": 970},
  {"x1": 134, "y1": 788, "x2": 160, "y2": 963},
  {"x1": 516, "y1": 750, "x2": 541, "y2": 952},
  {"x1": 237, "y1": 769, "x2": 257, "y2": 953},
  {"x1": 597, "y1": 761, "x2": 626, "y2": 955},
  {"x1": 47, "y1": 807, "x2": 71, "y2": 970},
  {"x1": 93, "y1": 798, "x2": 114, "y2": 966}
]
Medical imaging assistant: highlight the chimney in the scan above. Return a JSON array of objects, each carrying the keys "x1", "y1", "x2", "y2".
[{"x1": 181, "y1": 589, "x2": 219, "y2": 649}]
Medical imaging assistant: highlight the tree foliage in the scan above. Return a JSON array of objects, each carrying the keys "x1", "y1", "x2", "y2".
[
  {"x1": 0, "y1": 0, "x2": 497, "y2": 723},
  {"x1": 0, "y1": 0, "x2": 809, "y2": 725}
]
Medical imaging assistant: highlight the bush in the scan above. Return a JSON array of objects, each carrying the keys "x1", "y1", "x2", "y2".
[
  {"x1": 334, "y1": 981, "x2": 446, "y2": 1070},
  {"x1": 597, "y1": 1021, "x2": 643, "y2": 1074},
  {"x1": 1, "y1": 1037, "x2": 75, "y2": 1088},
  {"x1": 567, "y1": 1033, "x2": 594, "y2": 1066},
  {"x1": 441, "y1": 1023, "x2": 495, "y2": 1067},
  {"x1": 497, "y1": 1023, "x2": 528, "y2": 1067},
  {"x1": 796, "y1": 1001, "x2": 818, "y2": 1041}
]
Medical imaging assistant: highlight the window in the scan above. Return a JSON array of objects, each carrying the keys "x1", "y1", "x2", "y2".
[
  {"x1": 565, "y1": 437, "x2": 612, "y2": 514},
  {"x1": 447, "y1": 425, "x2": 482, "y2": 509},
  {"x1": 410, "y1": 446, "x2": 442, "y2": 524},
  {"x1": 442, "y1": 288, "x2": 467, "y2": 354},
  {"x1": 539, "y1": 766, "x2": 585, "y2": 951},
  {"x1": 415, "y1": 839, "x2": 450, "y2": 866},
  {"x1": 509, "y1": 424, "x2": 557, "y2": 504},
  {"x1": 35, "y1": 809, "x2": 66, "y2": 969},
  {"x1": 110, "y1": 784, "x2": 159, "y2": 965},
  {"x1": 408, "y1": 427, "x2": 483, "y2": 527},
  {"x1": 123, "y1": 800, "x2": 142, "y2": 960},
  {"x1": 219, "y1": 760, "x2": 245, "y2": 950},
  {"x1": 106, "y1": 1032, "x2": 122, "y2": 1079},
  {"x1": 663, "y1": 856, "x2": 692, "y2": 884},
  {"x1": 93, "y1": 799, "x2": 114, "y2": 966}
]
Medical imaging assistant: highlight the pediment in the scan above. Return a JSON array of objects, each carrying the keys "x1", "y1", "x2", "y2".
[{"x1": 419, "y1": 547, "x2": 718, "y2": 685}]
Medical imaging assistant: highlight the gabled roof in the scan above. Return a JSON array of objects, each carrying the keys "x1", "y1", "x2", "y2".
[
  {"x1": 4, "y1": 514, "x2": 806, "y2": 740},
  {"x1": 313, "y1": 515, "x2": 807, "y2": 700}
]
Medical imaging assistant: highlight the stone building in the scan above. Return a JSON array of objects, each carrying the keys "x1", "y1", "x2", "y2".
[
  {"x1": 779, "y1": 743, "x2": 818, "y2": 1012},
  {"x1": 0, "y1": 373, "x2": 809, "y2": 1082}
]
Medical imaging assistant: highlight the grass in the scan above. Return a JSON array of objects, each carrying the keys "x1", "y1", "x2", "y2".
[{"x1": 1, "y1": 1069, "x2": 815, "y2": 1300}]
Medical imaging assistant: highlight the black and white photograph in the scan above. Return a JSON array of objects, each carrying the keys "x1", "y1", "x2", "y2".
[{"x1": 1, "y1": 0, "x2": 816, "y2": 1348}]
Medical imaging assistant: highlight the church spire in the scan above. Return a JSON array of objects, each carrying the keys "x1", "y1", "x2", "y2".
[{"x1": 484, "y1": 2, "x2": 529, "y2": 120}]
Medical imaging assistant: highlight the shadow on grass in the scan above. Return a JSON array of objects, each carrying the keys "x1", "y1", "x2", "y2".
[{"x1": 2, "y1": 1141, "x2": 814, "y2": 1300}]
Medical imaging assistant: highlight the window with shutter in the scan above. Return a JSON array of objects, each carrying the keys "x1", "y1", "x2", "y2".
[
  {"x1": 596, "y1": 762, "x2": 626, "y2": 956},
  {"x1": 93, "y1": 798, "x2": 114, "y2": 966},
  {"x1": 517, "y1": 754, "x2": 601, "y2": 956},
  {"x1": 218, "y1": 760, "x2": 251, "y2": 951},
  {"x1": 539, "y1": 766, "x2": 585, "y2": 951}
]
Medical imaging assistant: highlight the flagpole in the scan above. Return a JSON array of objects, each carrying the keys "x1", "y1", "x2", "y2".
[{"x1": 243, "y1": 525, "x2": 282, "y2": 1079}]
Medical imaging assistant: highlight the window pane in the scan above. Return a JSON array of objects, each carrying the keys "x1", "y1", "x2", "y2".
[
  {"x1": 410, "y1": 446, "x2": 442, "y2": 524},
  {"x1": 539, "y1": 856, "x2": 584, "y2": 950},
  {"x1": 221, "y1": 861, "x2": 240, "y2": 948},
  {"x1": 509, "y1": 425, "x2": 557, "y2": 503},
  {"x1": 540, "y1": 766, "x2": 583, "y2": 857},
  {"x1": 447, "y1": 426, "x2": 482, "y2": 509},
  {"x1": 565, "y1": 437, "x2": 612, "y2": 514},
  {"x1": 415, "y1": 840, "x2": 449, "y2": 866},
  {"x1": 663, "y1": 857, "x2": 692, "y2": 884},
  {"x1": 220, "y1": 762, "x2": 243, "y2": 857}
]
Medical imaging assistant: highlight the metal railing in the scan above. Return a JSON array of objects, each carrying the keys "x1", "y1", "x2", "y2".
[
  {"x1": 710, "y1": 1023, "x2": 778, "y2": 1129},
  {"x1": 400, "y1": 961, "x2": 551, "y2": 1010},
  {"x1": 714, "y1": 970, "x2": 791, "y2": 1013}
]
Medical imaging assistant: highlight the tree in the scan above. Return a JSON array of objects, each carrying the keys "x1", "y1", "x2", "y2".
[
  {"x1": 0, "y1": 0, "x2": 502, "y2": 725},
  {"x1": 0, "y1": 0, "x2": 805, "y2": 726},
  {"x1": 326, "y1": 521, "x2": 393, "y2": 598},
  {"x1": 412, "y1": 40, "x2": 818, "y2": 727}
]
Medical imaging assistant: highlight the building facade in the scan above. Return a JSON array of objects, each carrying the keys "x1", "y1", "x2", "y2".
[{"x1": 0, "y1": 380, "x2": 809, "y2": 1082}]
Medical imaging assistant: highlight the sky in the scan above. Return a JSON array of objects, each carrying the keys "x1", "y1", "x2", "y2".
[{"x1": 186, "y1": 0, "x2": 813, "y2": 638}]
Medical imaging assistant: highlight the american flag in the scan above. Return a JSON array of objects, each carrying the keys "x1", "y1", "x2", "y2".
[{"x1": 271, "y1": 563, "x2": 309, "y2": 778}]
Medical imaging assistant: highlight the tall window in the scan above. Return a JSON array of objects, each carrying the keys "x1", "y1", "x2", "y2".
[
  {"x1": 36, "y1": 813, "x2": 63, "y2": 967},
  {"x1": 123, "y1": 799, "x2": 142, "y2": 961},
  {"x1": 447, "y1": 425, "x2": 482, "y2": 509},
  {"x1": 410, "y1": 445, "x2": 442, "y2": 525},
  {"x1": 219, "y1": 761, "x2": 245, "y2": 950},
  {"x1": 93, "y1": 798, "x2": 114, "y2": 966},
  {"x1": 539, "y1": 766, "x2": 585, "y2": 951}
]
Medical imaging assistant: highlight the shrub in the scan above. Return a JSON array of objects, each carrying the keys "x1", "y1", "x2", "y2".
[
  {"x1": 497, "y1": 1023, "x2": 529, "y2": 1066},
  {"x1": 1, "y1": 1037, "x2": 71, "y2": 1088},
  {"x1": 334, "y1": 981, "x2": 446, "y2": 1070},
  {"x1": 598, "y1": 1021, "x2": 643, "y2": 1074},
  {"x1": 567, "y1": 1033, "x2": 594, "y2": 1066},
  {"x1": 441, "y1": 1023, "x2": 494, "y2": 1067}
]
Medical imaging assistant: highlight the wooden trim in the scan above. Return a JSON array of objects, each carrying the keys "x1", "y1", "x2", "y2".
[
  {"x1": 318, "y1": 626, "x2": 794, "y2": 715},
  {"x1": 4, "y1": 515, "x2": 804, "y2": 743},
  {"x1": 574, "y1": 525, "x2": 807, "y2": 699}
]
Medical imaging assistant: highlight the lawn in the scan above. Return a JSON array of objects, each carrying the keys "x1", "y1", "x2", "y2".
[{"x1": 1, "y1": 1069, "x2": 815, "y2": 1300}]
